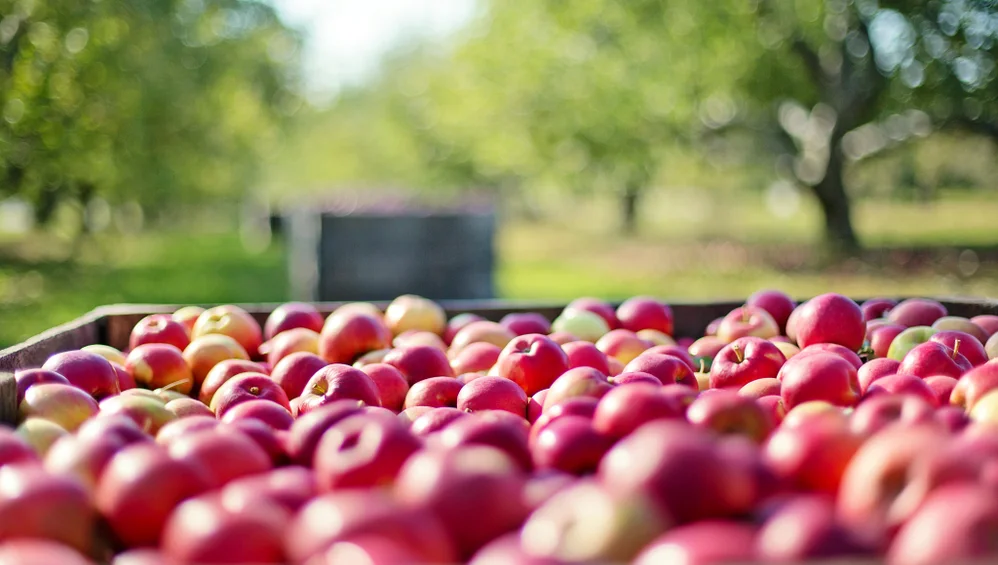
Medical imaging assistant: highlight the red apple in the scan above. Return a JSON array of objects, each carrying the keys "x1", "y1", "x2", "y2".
[
  {"x1": 210, "y1": 373, "x2": 291, "y2": 418},
  {"x1": 593, "y1": 383, "x2": 688, "y2": 439},
  {"x1": 495, "y1": 334, "x2": 570, "y2": 397},
  {"x1": 384, "y1": 345, "x2": 455, "y2": 385},
  {"x1": 530, "y1": 397, "x2": 599, "y2": 446},
  {"x1": 542, "y1": 367, "x2": 612, "y2": 410},
  {"x1": 437, "y1": 414, "x2": 532, "y2": 471},
  {"x1": 898, "y1": 340, "x2": 972, "y2": 379},
  {"x1": 394, "y1": 329, "x2": 449, "y2": 352},
  {"x1": 924, "y1": 375, "x2": 958, "y2": 406},
  {"x1": 192, "y1": 305, "x2": 263, "y2": 357},
  {"x1": 172, "y1": 306, "x2": 206, "y2": 334},
  {"x1": 220, "y1": 399, "x2": 293, "y2": 430},
  {"x1": 757, "y1": 395, "x2": 787, "y2": 426},
  {"x1": 359, "y1": 363, "x2": 409, "y2": 413},
  {"x1": 932, "y1": 316, "x2": 990, "y2": 344},
  {"x1": 78, "y1": 415, "x2": 151, "y2": 446},
  {"x1": 705, "y1": 316, "x2": 724, "y2": 337},
  {"x1": 616, "y1": 296, "x2": 673, "y2": 335},
  {"x1": 609, "y1": 371, "x2": 661, "y2": 386},
  {"x1": 866, "y1": 374, "x2": 939, "y2": 406},
  {"x1": 764, "y1": 414, "x2": 863, "y2": 495},
  {"x1": 686, "y1": 390, "x2": 774, "y2": 443},
  {"x1": 531, "y1": 415, "x2": 613, "y2": 475},
  {"x1": 108, "y1": 361, "x2": 135, "y2": 392},
  {"x1": 449, "y1": 321, "x2": 516, "y2": 354},
  {"x1": 642, "y1": 345, "x2": 696, "y2": 371},
  {"x1": 709, "y1": 336, "x2": 786, "y2": 390},
  {"x1": 793, "y1": 293, "x2": 865, "y2": 351},
  {"x1": 594, "y1": 329, "x2": 651, "y2": 365},
  {"x1": 867, "y1": 322, "x2": 906, "y2": 358},
  {"x1": 887, "y1": 483, "x2": 998, "y2": 565},
  {"x1": 96, "y1": 442, "x2": 213, "y2": 547},
  {"x1": 756, "y1": 494, "x2": 877, "y2": 562},
  {"x1": 500, "y1": 312, "x2": 552, "y2": 336},
  {"x1": 747, "y1": 289, "x2": 796, "y2": 332},
  {"x1": 560, "y1": 340, "x2": 612, "y2": 374},
  {"x1": 220, "y1": 466, "x2": 317, "y2": 515},
  {"x1": 470, "y1": 533, "x2": 572, "y2": 565},
  {"x1": 850, "y1": 393, "x2": 935, "y2": 436},
  {"x1": 130, "y1": 314, "x2": 191, "y2": 353},
  {"x1": 198, "y1": 358, "x2": 269, "y2": 405},
  {"x1": 384, "y1": 294, "x2": 447, "y2": 336},
  {"x1": 687, "y1": 336, "x2": 727, "y2": 369},
  {"x1": 637, "y1": 520, "x2": 757, "y2": 564},
  {"x1": 43, "y1": 431, "x2": 127, "y2": 497},
  {"x1": 264, "y1": 301, "x2": 324, "y2": 340},
  {"x1": 456, "y1": 375, "x2": 528, "y2": 416},
  {"x1": 444, "y1": 313, "x2": 485, "y2": 345},
  {"x1": 262, "y1": 327, "x2": 319, "y2": 367},
  {"x1": 41, "y1": 350, "x2": 119, "y2": 400},
  {"x1": 161, "y1": 493, "x2": 287, "y2": 564},
  {"x1": 125, "y1": 343, "x2": 193, "y2": 395},
  {"x1": 404, "y1": 376, "x2": 463, "y2": 409},
  {"x1": 313, "y1": 413, "x2": 422, "y2": 491},
  {"x1": 156, "y1": 416, "x2": 219, "y2": 446},
  {"x1": 861, "y1": 298, "x2": 897, "y2": 322},
  {"x1": 794, "y1": 343, "x2": 863, "y2": 369},
  {"x1": 18, "y1": 383, "x2": 98, "y2": 432},
  {"x1": 449, "y1": 342, "x2": 502, "y2": 374},
  {"x1": 298, "y1": 364, "x2": 380, "y2": 414},
  {"x1": 285, "y1": 401, "x2": 367, "y2": 466},
  {"x1": 0, "y1": 463, "x2": 96, "y2": 555},
  {"x1": 598, "y1": 421, "x2": 754, "y2": 524},
  {"x1": 13, "y1": 369, "x2": 70, "y2": 405},
  {"x1": 972, "y1": 315, "x2": 998, "y2": 338},
  {"x1": 622, "y1": 352, "x2": 697, "y2": 388},
  {"x1": 858, "y1": 358, "x2": 901, "y2": 393},
  {"x1": 887, "y1": 298, "x2": 947, "y2": 328},
  {"x1": 410, "y1": 407, "x2": 469, "y2": 437},
  {"x1": 394, "y1": 446, "x2": 530, "y2": 559},
  {"x1": 183, "y1": 334, "x2": 250, "y2": 388},
  {"x1": 715, "y1": 306, "x2": 780, "y2": 343},
  {"x1": 0, "y1": 540, "x2": 96, "y2": 565},
  {"x1": 222, "y1": 418, "x2": 288, "y2": 467},
  {"x1": 778, "y1": 353, "x2": 861, "y2": 409},
  {"x1": 269, "y1": 352, "x2": 326, "y2": 401},
  {"x1": 164, "y1": 397, "x2": 214, "y2": 419},
  {"x1": 930, "y1": 330, "x2": 988, "y2": 367},
  {"x1": 15, "y1": 418, "x2": 68, "y2": 457},
  {"x1": 952, "y1": 361, "x2": 998, "y2": 410},
  {"x1": 98, "y1": 395, "x2": 176, "y2": 435},
  {"x1": 0, "y1": 427, "x2": 40, "y2": 466},
  {"x1": 318, "y1": 311, "x2": 392, "y2": 365},
  {"x1": 738, "y1": 377, "x2": 781, "y2": 399},
  {"x1": 567, "y1": 297, "x2": 620, "y2": 330},
  {"x1": 167, "y1": 428, "x2": 271, "y2": 488}
]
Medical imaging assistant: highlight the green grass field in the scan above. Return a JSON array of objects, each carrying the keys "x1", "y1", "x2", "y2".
[{"x1": 2, "y1": 191, "x2": 997, "y2": 349}]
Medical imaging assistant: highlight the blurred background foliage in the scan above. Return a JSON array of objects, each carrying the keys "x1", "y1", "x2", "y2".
[{"x1": 3, "y1": 0, "x2": 998, "y2": 346}]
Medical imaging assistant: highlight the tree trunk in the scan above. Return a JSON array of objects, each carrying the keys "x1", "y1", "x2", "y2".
[
  {"x1": 620, "y1": 183, "x2": 640, "y2": 235},
  {"x1": 811, "y1": 141, "x2": 860, "y2": 254}
]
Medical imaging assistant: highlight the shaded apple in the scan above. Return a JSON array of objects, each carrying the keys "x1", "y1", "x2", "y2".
[
  {"x1": 449, "y1": 342, "x2": 502, "y2": 375},
  {"x1": 866, "y1": 374, "x2": 939, "y2": 407},
  {"x1": 542, "y1": 367, "x2": 612, "y2": 412},
  {"x1": 0, "y1": 463, "x2": 96, "y2": 555},
  {"x1": 98, "y1": 395, "x2": 176, "y2": 435},
  {"x1": 384, "y1": 344, "x2": 455, "y2": 385},
  {"x1": 444, "y1": 313, "x2": 485, "y2": 345},
  {"x1": 861, "y1": 298, "x2": 897, "y2": 322},
  {"x1": 359, "y1": 362, "x2": 409, "y2": 413},
  {"x1": 561, "y1": 340, "x2": 612, "y2": 374},
  {"x1": 764, "y1": 414, "x2": 863, "y2": 495},
  {"x1": 220, "y1": 399, "x2": 294, "y2": 430},
  {"x1": 779, "y1": 352, "x2": 860, "y2": 409},
  {"x1": 264, "y1": 301, "x2": 324, "y2": 341},
  {"x1": 616, "y1": 296, "x2": 673, "y2": 335},
  {"x1": 41, "y1": 350, "x2": 120, "y2": 400},
  {"x1": 747, "y1": 289, "x2": 796, "y2": 332},
  {"x1": 130, "y1": 314, "x2": 191, "y2": 353},
  {"x1": 567, "y1": 297, "x2": 620, "y2": 330},
  {"x1": 161, "y1": 493, "x2": 287, "y2": 564},
  {"x1": 313, "y1": 413, "x2": 422, "y2": 491},
  {"x1": 757, "y1": 494, "x2": 878, "y2": 562},
  {"x1": 857, "y1": 358, "x2": 901, "y2": 394},
  {"x1": 167, "y1": 428, "x2": 272, "y2": 488},
  {"x1": 285, "y1": 401, "x2": 367, "y2": 466},
  {"x1": 410, "y1": 407, "x2": 469, "y2": 437},
  {"x1": 500, "y1": 312, "x2": 552, "y2": 337},
  {"x1": 887, "y1": 483, "x2": 998, "y2": 565},
  {"x1": 887, "y1": 298, "x2": 947, "y2": 328},
  {"x1": 530, "y1": 415, "x2": 614, "y2": 475},
  {"x1": 593, "y1": 383, "x2": 685, "y2": 439},
  {"x1": 849, "y1": 394, "x2": 935, "y2": 436}
]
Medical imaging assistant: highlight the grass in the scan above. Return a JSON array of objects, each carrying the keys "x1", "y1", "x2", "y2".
[{"x1": 2, "y1": 190, "x2": 997, "y2": 349}]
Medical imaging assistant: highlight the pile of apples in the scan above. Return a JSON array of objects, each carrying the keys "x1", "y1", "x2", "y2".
[{"x1": 5, "y1": 292, "x2": 998, "y2": 565}]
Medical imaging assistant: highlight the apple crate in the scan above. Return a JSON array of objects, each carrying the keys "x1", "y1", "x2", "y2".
[{"x1": 3, "y1": 296, "x2": 997, "y2": 425}]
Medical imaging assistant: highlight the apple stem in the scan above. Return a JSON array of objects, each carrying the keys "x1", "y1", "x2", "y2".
[
  {"x1": 699, "y1": 359, "x2": 707, "y2": 373},
  {"x1": 952, "y1": 339, "x2": 962, "y2": 359},
  {"x1": 741, "y1": 309, "x2": 750, "y2": 324},
  {"x1": 732, "y1": 344, "x2": 744, "y2": 363},
  {"x1": 156, "y1": 379, "x2": 192, "y2": 393}
]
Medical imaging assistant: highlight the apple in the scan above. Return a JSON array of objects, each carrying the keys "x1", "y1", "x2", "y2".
[
  {"x1": 560, "y1": 340, "x2": 612, "y2": 374},
  {"x1": 269, "y1": 352, "x2": 326, "y2": 401},
  {"x1": 530, "y1": 398, "x2": 599, "y2": 446},
  {"x1": 866, "y1": 374, "x2": 939, "y2": 406},
  {"x1": 210, "y1": 373, "x2": 291, "y2": 418},
  {"x1": 885, "y1": 325, "x2": 938, "y2": 361},
  {"x1": 924, "y1": 375, "x2": 958, "y2": 406},
  {"x1": 98, "y1": 395, "x2": 176, "y2": 435},
  {"x1": 500, "y1": 312, "x2": 552, "y2": 336},
  {"x1": 125, "y1": 343, "x2": 193, "y2": 395},
  {"x1": 384, "y1": 345, "x2": 455, "y2": 385},
  {"x1": 404, "y1": 376, "x2": 463, "y2": 409},
  {"x1": 330, "y1": 302, "x2": 384, "y2": 320},
  {"x1": 220, "y1": 399, "x2": 294, "y2": 430},
  {"x1": 198, "y1": 358, "x2": 269, "y2": 405},
  {"x1": 643, "y1": 344, "x2": 696, "y2": 370},
  {"x1": 168, "y1": 428, "x2": 272, "y2": 488},
  {"x1": 81, "y1": 344, "x2": 128, "y2": 367},
  {"x1": 318, "y1": 311, "x2": 392, "y2": 365},
  {"x1": 551, "y1": 309, "x2": 610, "y2": 342},
  {"x1": 616, "y1": 296, "x2": 673, "y2": 336},
  {"x1": 395, "y1": 329, "x2": 449, "y2": 351},
  {"x1": 637, "y1": 329, "x2": 677, "y2": 346},
  {"x1": 857, "y1": 358, "x2": 901, "y2": 393},
  {"x1": 779, "y1": 352, "x2": 861, "y2": 409},
  {"x1": 634, "y1": 520, "x2": 756, "y2": 565},
  {"x1": 14, "y1": 369, "x2": 70, "y2": 405},
  {"x1": 598, "y1": 421, "x2": 754, "y2": 524},
  {"x1": 705, "y1": 316, "x2": 725, "y2": 337},
  {"x1": 566, "y1": 297, "x2": 620, "y2": 330},
  {"x1": 449, "y1": 342, "x2": 502, "y2": 375},
  {"x1": 521, "y1": 479, "x2": 667, "y2": 564},
  {"x1": 410, "y1": 407, "x2": 469, "y2": 437},
  {"x1": 547, "y1": 331, "x2": 580, "y2": 346},
  {"x1": 0, "y1": 463, "x2": 96, "y2": 555},
  {"x1": 747, "y1": 289, "x2": 796, "y2": 332},
  {"x1": 264, "y1": 301, "x2": 324, "y2": 340},
  {"x1": 43, "y1": 431, "x2": 126, "y2": 497},
  {"x1": 358, "y1": 363, "x2": 409, "y2": 413},
  {"x1": 173, "y1": 305, "x2": 206, "y2": 334},
  {"x1": 594, "y1": 329, "x2": 651, "y2": 365},
  {"x1": 192, "y1": 305, "x2": 263, "y2": 358},
  {"x1": 541, "y1": 367, "x2": 611, "y2": 411},
  {"x1": 444, "y1": 313, "x2": 485, "y2": 345},
  {"x1": 969, "y1": 388, "x2": 998, "y2": 425},
  {"x1": 868, "y1": 323, "x2": 906, "y2": 359},
  {"x1": 78, "y1": 415, "x2": 151, "y2": 446},
  {"x1": 861, "y1": 298, "x2": 897, "y2": 322},
  {"x1": 988, "y1": 332, "x2": 998, "y2": 360},
  {"x1": 756, "y1": 494, "x2": 877, "y2": 562},
  {"x1": 312, "y1": 413, "x2": 422, "y2": 491},
  {"x1": 780, "y1": 401, "x2": 847, "y2": 430},
  {"x1": 394, "y1": 445, "x2": 530, "y2": 559},
  {"x1": 455, "y1": 375, "x2": 528, "y2": 417},
  {"x1": 709, "y1": 336, "x2": 786, "y2": 390},
  {"x1": 898, "y1": 340, "x2": 972, "y2": 379},
  {"x1": 887, "y1": 298, "x2": 948, "y2": 327},
  {"x1": 296, "y1": 364, "x2": 380, "y2": 415},
  {"x1": 0, "y1": 427, "x2": 39, "y2": 466},
  {"x1": 495, "y1": 334, "x2": 570, "y2": 396},
  {"x1": 165, "y1": 397, "x2": 214, "y2": 418},
  {"x1": 183, "y1": 334, "x2": 250, "y2": 389},
  {"x1": 623, "y1": 352, "x2": 697, "y2": 388},
  {"x1": 398, "y1": 406, "x2": 433, "y2": 426},
  {"x1": 687, "y1": 336, "x2": 727, "y2": 370},
  {"x1": 757, "y1": 395, "x2": 787, "y2": 426},
  {"x1": 952, "y1": 361, "x2": 998, "y2": 410},
  {"x1": 972, "y1": 315, "x2": 998, "y2": 338},
  {"x1": 686, "y1": 390, "x2": 774, "y2": 443},
  {"x1": 849, "y1": 394, "x2": 935, "y2": 436},
  {"x1": 223, "y1": 418, "x2": 288, "y2": 467},
  {"x1": 930, "y1": 330, "x2": 988, "y2": 367},
  {"x1": 15, "y1": 418, "x2": 68, "y2": 457},
  {"x1": 763, "y1": 414, "x2": 863, "y2": 495},
  {"x1": 261, "y1": 327, "x2": 320, "y2": 367},
  {"x1": 437, "y1": 414, "x2": 532, "y2": 471},
  {"x1": 41, "y1": 350, "x2": 120, "y2": 400},
  {"x1": 527, "y1": 392, "x2": 545, "y2": 423},
  {"x1": 469, "y1": 533, "x2": 570, "y2": 565},
  {"x1": 285, "y1": 401, "x2": 368, "y2": 466},
  {"x1": 96, "y1": 442, "x2": 213, "y2": 547},
  {"x1": 887, "y1": 483, "x2": 998, "y2": 565},
  {"x1": 106, "y1": 362, "x2": 135, "y2": 393},
  {"x1": 0, "y1": 540, "x2": 97, "y2": 565},
  {"x1": 794, "y1": 343, "x2": 863, "y2": 369},
  {"x1": 383, "y1": 295, "x2": 446, "y2": 337},
  {"x1": 738, "y1": 377, "x2": 781, "y2": 399},
  {"x1": 792, "y1": 293, "x2": 865, "y2": 351},
  {"x1": 286, "y1": 490, "x2": 457, "y2": 564},
  {"x1": 932, "y1": 316, "x2": 989, "y2": 344},
  {"x1": 161, "y1": 493, "x2": 287, "y2": 564},
  {"x1": 156, "y1": 416, "x2": 219, "y2": 445},
  {"x1": 609, "y1": 371, "x2": 662, "y2": 387},
  {"x1": 715, "y1": 306, "x2": 780, "y2": 343},
  {"x1": 129, "y1": 314, "x2": 191, "y2": 353},
  {"x1": 220, "y1": 466, "x2": 317, "y2": 515}
]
